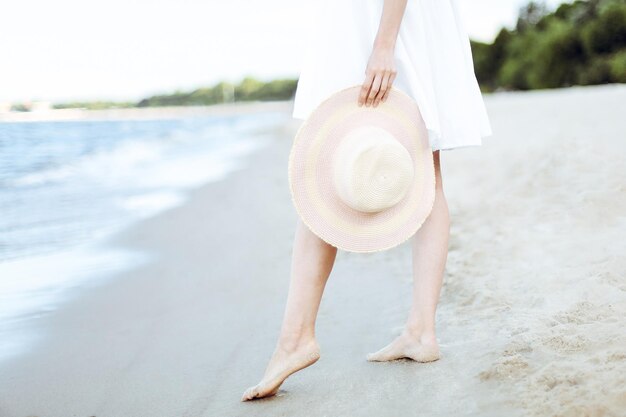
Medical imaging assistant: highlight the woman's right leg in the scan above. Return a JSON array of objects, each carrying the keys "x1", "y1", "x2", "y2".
[{"x1": 241, "y1": 218, "x2": 338, "y2": 401}]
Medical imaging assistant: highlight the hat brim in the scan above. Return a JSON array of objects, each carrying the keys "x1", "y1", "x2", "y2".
[{"x1": 288, "y1": 85, "x2": 435, "y2": 253}]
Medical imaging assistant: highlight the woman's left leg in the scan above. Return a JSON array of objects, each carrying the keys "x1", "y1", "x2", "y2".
[{"x1": 367, "y1": 150, "x2": 448, "y2": 362}]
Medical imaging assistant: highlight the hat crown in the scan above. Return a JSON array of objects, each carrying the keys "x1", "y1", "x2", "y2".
[{"x1": 333, "y1": 126, "x2": 414, "y2": 213}]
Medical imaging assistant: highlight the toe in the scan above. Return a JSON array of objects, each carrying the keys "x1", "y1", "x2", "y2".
[
  {"x1": 241, "y1": 389, "x2": 249, "y2": 402},
  {"x1": 241, "y1": 386, "x2": 257, "y2": 401},
  {"x1": 366, "y1": 350, "x2": 384, "y2": 361},
  {"x1": 367, "y1": 350, "x2": 382, "y2": 361},
  {"x1": 367, "y1": 347, "x2": 397, "y2": 362}
]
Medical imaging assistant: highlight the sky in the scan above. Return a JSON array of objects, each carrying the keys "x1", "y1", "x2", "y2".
[{"x1": 0, "y1": 0, "x2": 566, "y2": 103}]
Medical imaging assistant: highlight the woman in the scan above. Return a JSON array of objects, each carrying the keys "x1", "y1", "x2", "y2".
[{"x1": 242, "y1": 0, "x2": 492, "y2": 401}]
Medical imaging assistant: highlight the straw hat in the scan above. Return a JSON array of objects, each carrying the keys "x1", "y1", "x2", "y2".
[{"x1": 288, "y1": 84, "x2": 435, "y2": 253}]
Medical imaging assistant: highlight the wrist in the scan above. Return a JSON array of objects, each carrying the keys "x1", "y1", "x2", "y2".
[{"x1": 373, "y1": 36, "x2": 396, "y2": 51}]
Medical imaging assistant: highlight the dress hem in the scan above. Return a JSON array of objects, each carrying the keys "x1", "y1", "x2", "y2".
[{"x1": 292, "y1": 114, "x2": 490, "y2": 152}]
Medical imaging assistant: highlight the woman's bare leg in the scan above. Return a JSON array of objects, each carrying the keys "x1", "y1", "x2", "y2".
[
  {"x1": 367, "y1": 150, "x2": 448, "y2": 362},
  {"x1": 241, "y1": 218, "x2": 338, "y2": 401}
]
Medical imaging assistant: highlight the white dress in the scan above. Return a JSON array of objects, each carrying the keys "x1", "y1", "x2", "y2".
[{"x1": 291, "y1": 0, "x2": 493, "y2": 151}]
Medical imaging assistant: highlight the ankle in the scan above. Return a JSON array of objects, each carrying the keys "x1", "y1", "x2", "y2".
[
  {"x1": 277, "y1": 331, "x2": 316, "y2": 353},
  {"x1": 403, "y1": 325, "x2": 437, "y2": 345}
]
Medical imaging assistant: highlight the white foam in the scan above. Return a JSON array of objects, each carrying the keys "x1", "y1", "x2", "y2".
[
  {"x1": 0, "y1": 244, "x2": 149, "y2": 362},
  {"x1": 116, "y1": 191, "x2": 185, "y2": 219}
]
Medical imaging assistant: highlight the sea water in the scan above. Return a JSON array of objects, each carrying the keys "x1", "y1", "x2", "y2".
[{"x1": 0, "y1": 109, "x2": 288, "y2": 360}]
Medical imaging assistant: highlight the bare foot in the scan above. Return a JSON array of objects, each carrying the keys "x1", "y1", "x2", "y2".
[
  {"x1": 367, "y1": 331, "x2": 441, "y2": 363},
  {"x1": 241, "y1": 339, "x2": 320, "y2": 401}
]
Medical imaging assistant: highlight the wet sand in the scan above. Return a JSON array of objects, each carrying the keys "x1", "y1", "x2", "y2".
[{"x1": 0, "y1": 84, "x2": 625, "y2": 416}]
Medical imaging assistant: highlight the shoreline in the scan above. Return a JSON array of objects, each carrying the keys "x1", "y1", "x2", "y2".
[
  {"x1": 0, "y1": 100, "x2": 294, "y2": 122},
  {"x1": 0, "y1": 103, "x2": 299, "y2": 362}
]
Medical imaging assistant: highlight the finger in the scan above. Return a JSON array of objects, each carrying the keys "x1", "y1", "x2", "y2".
[
  {"x1": 374, "y1": 71, "x2": 391, "y2": 107},
  {"x1": 367, "y1": 72, "x2": 383, "y2": 106},
  {"x1": 359, "y1": 71, "x2": 375, "y2": 106},
  {"x1": 381, "y1": 72, "x2": 397, "y2": 102}
]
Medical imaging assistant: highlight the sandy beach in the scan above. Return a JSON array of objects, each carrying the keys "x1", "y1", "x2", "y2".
[{"x1": 0, "y1": 84, "x2": 625, "y2": 417}]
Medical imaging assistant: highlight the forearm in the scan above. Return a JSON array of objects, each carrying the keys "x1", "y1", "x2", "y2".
[{"x1": 373, "y1": 0, "x2": 409, "y2": 50}]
